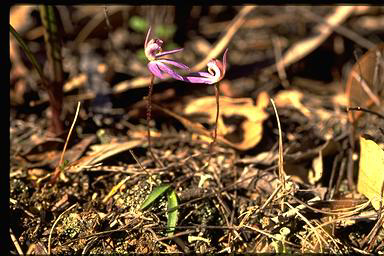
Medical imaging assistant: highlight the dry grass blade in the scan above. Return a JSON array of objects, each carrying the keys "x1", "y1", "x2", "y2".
[
  {"x1": 48, "y1": 204, "x2": 77, "y2": 254},
  {"x1": 301, "y1": 8, "x2": 375, "y2": 50},
  {"x1": 270, "y1": 99, "x2": 286, "y2": 191},
  {"x1": 73, "y1": 6, "x2": 122, "y2": 47},
  {"x1": 263, "y1": 6, "x2": 356, "y2": 75},
  {"x1": 152, "y1": 103, "x2": 238, "y2": 148},
  {"x1": 102, "y1": 176, "x2": 131, "y2": 204},
  {"x1": 191, "y1": 5, "x2": 256, "y2": 72},
  {"x1": 285, "y1": 202, "x2": 326, "y2": 253},
  {"x1": 351, "y1": 71, "x2": 381, "y2": 106},
  {"x1": 50, "y1": 102, "x2": 81, "y2": 184},
  {"x1": 10, "y1": 228, "x2": 24, "y2": 255}
]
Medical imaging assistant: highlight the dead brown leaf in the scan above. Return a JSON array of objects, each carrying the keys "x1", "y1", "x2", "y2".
[
  {"x1": 184, "y1": 91, "x2": 270, "y2": 150},
  {"x1": 346, "y1": 43, "x2": 384, "y2": 121},
  {"x1": 70, "y1": 139, "x2": 144, "y2": 171}
]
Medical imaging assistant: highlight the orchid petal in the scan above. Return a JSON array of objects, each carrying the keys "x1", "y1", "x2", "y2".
[
  {"x1": 157, "y1": 62, "x2": 184, "y2": 81},
  {"x1": 159, "y1": 59, "x2": 190, "y2": 70},
  {"x1": 222, "y1": 48, "x2": 228, "y2": 73},
  {"x1": 194, "y1": 71, "x2": 214, "y2": 78},
  {"x1": 155, "y1": 48, "x2": 184, "y2": 58},
  {"x1": 184, "y1": 76, "x2": 215, "y2": 84},
  {"x1": 148, "y1": 62, "x2": 165, "y2": 79},
  {"x1": 145, "y1": 26, "x2": 151, "y2": 48}
]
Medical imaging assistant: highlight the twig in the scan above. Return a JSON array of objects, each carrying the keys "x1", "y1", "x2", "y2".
[
  {"x1": 285, "y1": 202, "x2": 325, "y2": 253},
  {"x1": 129, "y1": 149, "x2": 158, "y2": 186},
  {"x1": 243, "y1": 225, "x2": 298, "y2": 248},
  {"x1": 10, "y1": 228, "x2": 24, "y2": 255},
  {"x1": 351, "y1": 71, "x2": 381, "y2": 107},
  {"x1": 347, "y1": 106, "x2": 384, "y2": 120},
  {"x1": 272, "y1": 36, "x2": 289, "y2": 88},
  {"x1": 260, "y1": 183, "x2": 283, "y2": 210},
  {"x1": 48, "y1": 204, "x2": 77, "y2": 254},
  {"x1": 73, "y1": 6, "x2": 121, "y2": 47},
  {"x1": 301, "y1": 8, "x2": 375, "y2": 50},
  {"x1": 191, "y1": 6, "x2": 256, "y2": 72}
]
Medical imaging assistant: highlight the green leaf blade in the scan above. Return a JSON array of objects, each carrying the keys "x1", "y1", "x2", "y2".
[
  {"x1": 139, "y1": 184, "x2": 170, "y2": 211},
  {"x1": 167, "y1": 189, "x2": 179, "y2": 236},
  {"x1": 9, "y1": 24, "x2": 46, "y2": 85}
]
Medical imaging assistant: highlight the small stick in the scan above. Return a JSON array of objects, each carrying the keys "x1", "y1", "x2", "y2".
[
  {"x1": 48, "y1": 204, "x2": 77, "y2": 254},
  {"x1": 10, "y1": 228, "x2": 24, "y2": 255},
  {"x1": 129, "y1": 149, "x2": 158, "y2": 186},
  {"x1": 347, "y1": 106, "x2": 384, "y2": 120}
]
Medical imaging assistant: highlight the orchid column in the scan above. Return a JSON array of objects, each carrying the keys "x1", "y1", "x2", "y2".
[{"x1": 144, "y1": 27, "x2": 190, "y2": 167}]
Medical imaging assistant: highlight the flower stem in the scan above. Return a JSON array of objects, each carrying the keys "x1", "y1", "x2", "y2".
[
  {"x1": 147, "y1": 75, "x2": 164, "y2": 168},
  {"x1": 209, "y1": 83, "x2": 220, "y2": 155}
]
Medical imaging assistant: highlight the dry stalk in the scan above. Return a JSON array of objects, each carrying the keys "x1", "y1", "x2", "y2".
[
  {"x1": 50, "y1": 101, "x2": 81, "y2": 184},
  {"x1": 48, "y1": 204, "x2": 77, "y2": 254},
  {"x1": 270, "y1": 98, "x2": 287, "y2": 211}
]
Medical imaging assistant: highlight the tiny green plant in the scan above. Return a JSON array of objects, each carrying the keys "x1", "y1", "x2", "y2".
[
  {"x1": 139, "y1": 184, "x2": 179, "y2": 236},
  {"x1": 271, "y1": 227, "x2": 291, "y2": 253},
  {"x1": 166, "y1": 189, "x2": 179, "y2": 236},
  {"x1": 139, "y1": 184, "x2": 171, "y2": 211}
]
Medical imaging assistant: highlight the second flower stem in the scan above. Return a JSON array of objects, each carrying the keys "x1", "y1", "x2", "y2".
[{"x1": 209, "y1": 83, "x2": 220, "y2": 155}]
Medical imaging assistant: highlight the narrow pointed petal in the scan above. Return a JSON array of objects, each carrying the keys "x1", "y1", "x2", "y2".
[
  {"x1": 222, "y1": 48, "x2": 228, "y2": 73},
  {"x1": 193, "y1": 71, "x2": 214, "y2": 78},
  {"x1": 148, "y1": 62, "x2": 164, "y2": 79},
  {"x1": 159, "y1": 59, "x2": 190, "y2": 70},
  {"x1": 157, "y1": 62, "x2": 184, "y2": 80},
  {"x1": 155, "y1": 48, "x2": 184, "y2": 58},
  {"x1": 145, "y1": 26, "x2": 152, "y2": 48},
  {"x1": 184, "y1": 76, "x2": 215, "y2": 84}
]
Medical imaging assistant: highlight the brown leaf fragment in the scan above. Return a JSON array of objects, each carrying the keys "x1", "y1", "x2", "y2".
[{"x1": 183, "y1": 92, "x2": 270, "y2": 150}]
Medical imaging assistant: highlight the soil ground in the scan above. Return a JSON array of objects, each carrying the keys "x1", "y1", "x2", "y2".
[{"x1": 9, "y1": 5, "x2": 384, "y2": 254}]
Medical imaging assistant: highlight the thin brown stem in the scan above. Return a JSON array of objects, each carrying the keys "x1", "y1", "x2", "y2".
[
  {"x1": 147, "y1": 75, "x2": 164, "y2": 168},
  {"x1": 208, "y1": 83, "x2": 220, "y2": 156}
]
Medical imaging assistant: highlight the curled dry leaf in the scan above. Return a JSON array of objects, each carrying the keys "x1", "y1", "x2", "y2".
[
  {"x1": 346, "y1": 43, "x2": 384, "y2": 121},
  {"x1": 357, "y1": 137, "x2": 384, "y2": 211},
  {"x1": 184, "y1": 91, "x2": 270, "y2": 150}
]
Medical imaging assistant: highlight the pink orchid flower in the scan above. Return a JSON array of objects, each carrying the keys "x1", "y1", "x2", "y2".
[
  {"x1": 145, "y1": 27, "x2": 190, "y2": 81},
  {"x1": 184, "y1": 48, "x2": 228, "y2": 84}
]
